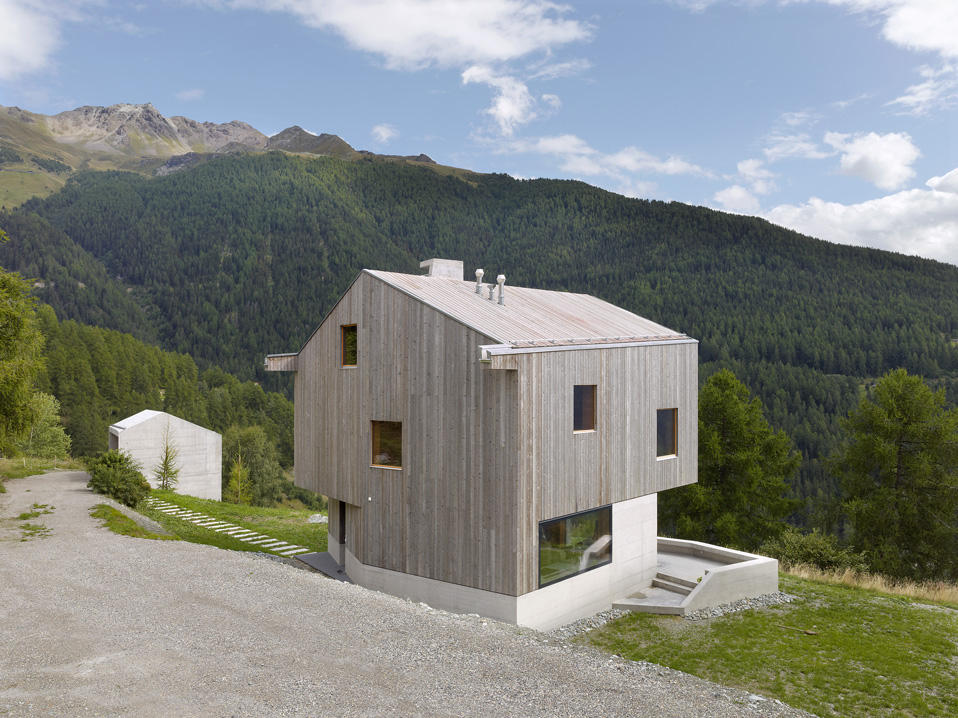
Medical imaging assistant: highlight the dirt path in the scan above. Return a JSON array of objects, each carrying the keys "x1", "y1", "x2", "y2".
[{"x1": 0, "y1": 472, "x2": 814, "y2": 717}]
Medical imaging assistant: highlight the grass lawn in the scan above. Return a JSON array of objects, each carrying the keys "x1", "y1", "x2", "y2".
[
  {"x1": 140, "y1": 489, "x2": 328, "y2": 555},
  {"x1": 90, "y1": 504, "x2": 177, "y2": 541},
  {"x1": 581, "y1": 574, "x2": 958, "y2": 718}
]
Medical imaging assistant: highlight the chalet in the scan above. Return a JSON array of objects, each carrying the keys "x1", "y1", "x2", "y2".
[
  {"x1": 109, "y1": 410, "x2": 222, "y2": 501},
  {"x1": 267, "y1": 259, "x2": 698, "y2": 630}
]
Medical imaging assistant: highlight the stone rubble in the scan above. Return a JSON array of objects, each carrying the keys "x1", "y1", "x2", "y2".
[{"x1": 551, "y1": 591, "x2": 798, "y2": 639}]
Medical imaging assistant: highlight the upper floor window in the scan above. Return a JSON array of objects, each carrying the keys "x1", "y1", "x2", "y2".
[
  {"x1": 371, "y1": 421, "x2": 402, "y2": 469},
  {"x1": 341, "y1": 324, "x2": 357, "y2": 367},
  {"x1": 574, "y1": 385, "x2": 596, "y2": 432},
  {"x1": 657, "y1": 408, "x2": 677, "y2": 457}
]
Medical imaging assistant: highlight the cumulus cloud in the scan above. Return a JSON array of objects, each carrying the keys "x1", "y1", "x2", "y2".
[
  {"x1": 766, "y1": 170, "x2": 958, "y2": 265},
  {"x1": 371, "y1": 123, "x2": 399, "y2": 143},
  {"x1": 0, "y1": 0, "x2": 64, "y2": 81},
  {"x1": 218, "y1": 0, "x2": 593, "y2": 70},
  {"x1": 462, "y1": 65, "x2": 540, "y2": 136},
  {"x1": 824, "y1": 131, "x2": 921, "y2": 190},
  {"x1": 176, "y1": 88, "x2": 205, "y2": 102},
  {"x1": 715, "y1": 159, "x2": 779, "y2": 212},
  {"x1": 715, "y1": 185, "x2": 761, "y2": 213}
]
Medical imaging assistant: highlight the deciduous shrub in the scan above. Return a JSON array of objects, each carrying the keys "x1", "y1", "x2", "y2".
[
  {"x1": 761, "y1": 528, "x2": 868, "y2": 572},
  {"x1": 86, "y1": 450, "x2": 151, "y2": 508}
]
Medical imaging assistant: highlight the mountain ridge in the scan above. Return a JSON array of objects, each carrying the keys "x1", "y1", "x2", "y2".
[{"x1": 0, "y1": 102, "x2": 449, "y2": 206}]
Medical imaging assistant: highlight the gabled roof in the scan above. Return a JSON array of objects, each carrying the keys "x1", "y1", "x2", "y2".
[
  {"x1": 366, "y1": 270, "x2": 687, "y2": 345},
  {"x1": 109, "y1": 409, "x2": 163, "y2": 432}
]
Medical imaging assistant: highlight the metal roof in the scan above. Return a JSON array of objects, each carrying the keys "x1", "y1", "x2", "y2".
[
  {"x1": 366, "y1": 270, "x2": 687, "y2": 345},
  {"x1": 109, "y1": 409, "x2": 162, "y2": 432}
]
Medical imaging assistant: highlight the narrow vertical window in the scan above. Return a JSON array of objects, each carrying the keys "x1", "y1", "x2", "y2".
[
  {"x1": 371, "y1": 421, "x2": 402, "y2": 468},
  {"x1": 657, "y1": 408, "x2": 677, "y2": 457},
  {"x1": 341, "y1": 324, "x2": 357, "y2": 367},
  {"x1": 574, "y1": 385, "x2": 596, "y2": 432}
]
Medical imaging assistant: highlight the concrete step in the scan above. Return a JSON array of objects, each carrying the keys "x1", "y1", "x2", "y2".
[
  {"x1": 656, "y1": 571, "x2": 699, "y2": 590},
  {"x1": 652, "y1": 576, "x2": 693, "y2": 595},
  {"x1": 612, "y1": 596, "x2": 684, "y2": 615}
]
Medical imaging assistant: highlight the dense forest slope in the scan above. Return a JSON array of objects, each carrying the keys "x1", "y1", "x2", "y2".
[{"x1": 3, "y1": 151, "x2": 958, "y2": 516}]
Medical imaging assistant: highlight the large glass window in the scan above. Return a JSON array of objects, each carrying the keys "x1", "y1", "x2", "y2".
[
  {"x1": 538, "y1": 506, "x2": 612, "y2": 588},
  {"x1": 371, "y1": 421, "x2": 402, "y2": 468},
  {"x1": 341, "y1": 324, "x2": 357, "y2": 367},
  {"x1": 574, "y1": 384, "x2": 596, "y2": 432},
  {"x1": 657, "y1": 408, "x2": 677, "y2": 457}
]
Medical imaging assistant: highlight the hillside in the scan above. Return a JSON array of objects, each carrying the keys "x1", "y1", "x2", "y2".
[{"x1": 3, "y1": 150, "x2": 958, "y2": 517}]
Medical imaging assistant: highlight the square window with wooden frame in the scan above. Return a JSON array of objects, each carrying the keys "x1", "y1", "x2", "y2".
[
  {"x1": 657, "y1": 408, "x2": 678, "y2": 457},
  {"x1": 341, "y1": 324, "x2": 357, "y2": 367},
  {"x1": 371, "y1": 421, "x2": 402, "y2": 469},
  {"x1": 574, "y1": 385, "x2": 597, "y2": 432}
]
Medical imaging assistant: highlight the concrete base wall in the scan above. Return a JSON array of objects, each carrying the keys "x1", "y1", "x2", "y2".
[
  {"x1": 112, "y1": 412, "x2": 222, "y2": 501},
  {"x1": 343, "y1": 493, "x2": 659, "y2": 632}
]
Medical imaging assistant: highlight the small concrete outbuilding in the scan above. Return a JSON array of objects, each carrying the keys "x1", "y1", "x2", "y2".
[{"x1": 108, "y1": 410, "x2": 222, "y2": 501}]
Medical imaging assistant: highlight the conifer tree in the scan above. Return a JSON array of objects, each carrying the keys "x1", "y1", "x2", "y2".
[
  {"x1": 830, "y1": 369, "x2": 958, "y2": 580},
  {"x1": 153, "y1": 420, "x2": 181, "y2": 490},
  {"x1": 659, "y1": 369, "x2": 801, "y2": 551}
]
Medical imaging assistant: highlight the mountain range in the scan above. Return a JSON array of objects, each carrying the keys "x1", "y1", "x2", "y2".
[{"x1": 0, "y1": 102, "x2": 444, "y2": 207}]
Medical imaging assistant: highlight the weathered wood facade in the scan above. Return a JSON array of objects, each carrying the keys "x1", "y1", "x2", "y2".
[{"x1": 268, "y1": 261, "x2": 697, "y2": 607}]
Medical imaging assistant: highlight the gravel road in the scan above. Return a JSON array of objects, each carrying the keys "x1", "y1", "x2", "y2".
[{"x1": 0, "y1": 471, "x2": 816, "y2": 717}]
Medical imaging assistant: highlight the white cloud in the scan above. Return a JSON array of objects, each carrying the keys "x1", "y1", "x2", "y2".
[
  {"x1": 462, "y1": 65, "x2": 541, "y2": 136},
  {"x1": 527, "y1": 57, "x2": 592, "y2": 80},
  {"x1": 888, "y1": 63, "x2": 957, "y2": 115},
  {"x1": 176, "y1": 88, "x2": 205, "y2": 102},
  {"x1": 766, "y1": 171, "x2": 958, "y2": 264},
  {"x1": 220, "y1": 0, "x2": 593, "y2": 70},
  {"x1": 927, "y1": 166, "x2": 958, "y2": 193},
  {"x1": 734, "y1": 158, "x2": 778, "y2": 194},
  {"x1": 505, "y1": 133, "x2": 710, "y2": 190},
  {"x1": 824, "y1": 130, "x2": 921, "y2": 190},
  {"x1": 371, "y1": 123, "x2": 398, "y2": 143},
  {"x1": 715, "y1": 184, "x2": 761, "y2": 213},
  {"x1": 0, "y1": 0, "x2": 64, "y2": 81},
  {"x1": 764, "y1": 132, "x2": 832, "y2": 162}
]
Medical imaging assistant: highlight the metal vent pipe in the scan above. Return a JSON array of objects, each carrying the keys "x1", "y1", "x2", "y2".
[
  {"x1": 497, "y1": 274, "x2": 506, "y2": 305},
  {"x1": 475, "y1": 268, "x2": 484, "y2": 294}
]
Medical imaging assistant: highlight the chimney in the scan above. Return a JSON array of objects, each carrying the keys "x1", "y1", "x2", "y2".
[
  {"x1": 497, "y1": 274, "x2": 505, "y2": 306},
  {"x1": 420, "y1": 258, "x2": 464, "y2": 279},
  {"x1": 475, "y1": 268, "x2": 484, "y2": 294}
]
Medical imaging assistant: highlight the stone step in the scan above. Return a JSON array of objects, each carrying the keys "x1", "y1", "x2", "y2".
[
  {"x1": 611, "y1": 596, "x2": 684, "y2": 615},
  {"x1": 652, "y1": 576, "x2": 693, "y2": 596},
  {"x1": 656, "y1": 571, "x2": 699, "y2": 590}
]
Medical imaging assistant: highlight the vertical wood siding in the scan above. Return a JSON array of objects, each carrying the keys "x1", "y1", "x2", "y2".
[
  {"x1": 515, "y1": 342, "x2": 698, "y2": 594},
  {"x1": 295, "y1": 274, "x2": 521, "y2": 595}
]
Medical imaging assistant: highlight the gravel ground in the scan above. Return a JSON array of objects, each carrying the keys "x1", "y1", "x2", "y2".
[{"x1": 0, "y1": 472, "x2": 817, "y2": 717}]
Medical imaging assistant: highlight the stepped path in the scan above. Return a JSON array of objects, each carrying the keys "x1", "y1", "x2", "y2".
[{"x1": 141, "y1": 497, "x2": 312, "y2": 557}]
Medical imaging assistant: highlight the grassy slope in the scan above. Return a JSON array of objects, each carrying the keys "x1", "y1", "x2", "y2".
[
  {"x1": 582, "y1": 574, "x2": 958, "y2": 718},
  {"x1": 140, "y1": 489, "x2": 327, "y2": 554}
]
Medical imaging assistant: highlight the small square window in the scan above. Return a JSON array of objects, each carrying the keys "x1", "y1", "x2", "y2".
[
  {"x1": 371, "y1": 421, "x2": 402, "y2": 468},
  {"x1": 574, "y1": 385, "x2": 596, "y2": 432},
  {"x1": 657, "y1": 408, "x2": 677, "y2": 457},
  {"x1": 341, "y1": 325, "x2": 357, "y2": 367}
]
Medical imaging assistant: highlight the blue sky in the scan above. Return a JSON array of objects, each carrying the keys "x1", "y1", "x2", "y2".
[{"x1": 2, "y1": 0, "x2": 956, "y2": 264}]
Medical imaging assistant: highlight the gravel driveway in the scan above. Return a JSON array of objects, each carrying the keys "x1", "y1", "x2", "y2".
[{"x1": 0, "y1": 471, "x2": 815, "y2": 717}]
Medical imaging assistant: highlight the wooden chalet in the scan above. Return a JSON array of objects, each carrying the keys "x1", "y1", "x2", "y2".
[{"x1": 267, "y1": 258, "x2": 698, "y2": 630}]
